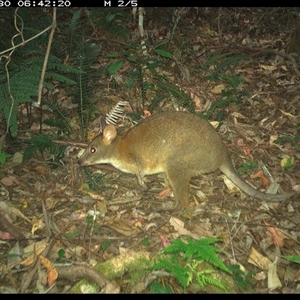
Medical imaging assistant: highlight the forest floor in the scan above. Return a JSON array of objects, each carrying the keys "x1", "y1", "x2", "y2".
[{"x1": 0, "y1": 7, "x2": 300, "y2": 294}]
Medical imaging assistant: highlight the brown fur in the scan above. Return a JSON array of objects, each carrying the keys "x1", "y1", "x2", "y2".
[{"x1": 78, "y1": 111, "x2": 295, "y2": 211}]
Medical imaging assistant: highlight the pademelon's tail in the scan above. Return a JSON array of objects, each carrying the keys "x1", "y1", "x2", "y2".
[{"x1": 219, "y1": 162, "x2": 295, "y2": 202}]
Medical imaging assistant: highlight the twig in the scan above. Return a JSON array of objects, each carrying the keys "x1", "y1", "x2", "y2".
[
  {"x1": 37, "y1": 8, "x2": 57, "y2": 106},
  {"x1": 217, "y1": 7, "x2": 223, "y2": 46}
]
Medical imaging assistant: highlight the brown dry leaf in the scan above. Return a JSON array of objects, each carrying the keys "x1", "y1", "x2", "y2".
[
  {"x1": 158, "y1": 188, "x2": 171, "y2": 198},
  {"x1": 32, "y1": 165, "x2": 48, "y2": 176},
  {"x1": 192, "y1": 224, "x2": 214, "y2": 237},
  {"x1": 210, "y1": 84, "x2": 225, "y2": 94},
  {"x1": 220, "y1": 175, "x2": 240, "y2": 194},
  {"x1": 107, "y1": 220, "x2": 140, "y2": 237},
  {"x1": 247, "y1": 247, "x2": 272, "y2": 270},
  {"x1": 251, "y1": 170, "x2": 270, "y2": 187},
  {"x1": 40, "y1": 255, "x2": 58, "y2": 286},
  {"x1": 263, "y1": 220, "x2": 284, "y2": 247},
  {"x1": 0, "y1": 175, "x2": 20, "y2": 186},
  {"x1": 158, "y1": 233, "x2": 171, "y2": 248},
  {"x1": 0, "y1": 231, "x2": 14, "y2": 240},
  {"x1": 279, "y1": 109, "x2": 297, "y2": 118},
  {"x1": 20, "y1": 239, "x2": 48, "y2": 266},
  {"x1": 237, "y1": 139, "x2": 245, "y2": 147},
  {"x1": 127, "y1": 217, "x2": 145, "y2": 227},
  {"x1": 268, "y1": 257, "x2": 282, "y2": 290},
  {"x1": 86, "y1": 131, "x2": 97, "y2": 140},
  {"x1": 269, "y1": 134, "x2": 279, "y2": 145},
  {"x1": 31, "y1": 217, "x2": 45, "y2": 234},
  {"x1": 169, "y1": 217, "x2": 200, "y2": 239},
  {"x1": 142, "y1": 110, "x2": 151, "y2": 117},
  {"x1": 0, "y1": 202, "x2": 31, "y2": 224},
  {"x1": 259, "y1": 64, "x2": 277, "y2": 71},
  {"x1": 242, "y1": 147, "x2": 252, "y2": 156},
  {"x1": 84, "y1": 190, "x2": 105, "y2": 201},
  {"x1": 209, "y1": 121, "x2": 219, "y2": 129},
  {"x1": 292, "y1": 184, "x2": 300, "y2": 192}
]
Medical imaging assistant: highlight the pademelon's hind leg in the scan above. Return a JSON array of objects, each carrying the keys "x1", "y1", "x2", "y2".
[{"x1": 164, "y1": 167, "x2": 191, "y2": 211}]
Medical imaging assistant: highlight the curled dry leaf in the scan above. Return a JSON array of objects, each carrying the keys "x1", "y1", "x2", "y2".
[
  {"x1": 40, "y1": 255, "x2": 58, "y2": 286},
  {"x1": 158, "y1": 233, "x2": 170, "y2": 248},
  {"x1": 263, "y1": 220, "x2": 284, "y2": 247},
  {"x1": 142, "y1": 110, "x2": 151, "y2": 117},
  {"x1": 237, "y1": 139, "x2": 245, "y2": 147},
  {"x1": 251, "y1": 170, "x2": 270, "y2": 187}
]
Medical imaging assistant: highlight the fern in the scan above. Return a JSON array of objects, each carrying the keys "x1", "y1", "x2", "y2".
[
  {"x1": 153, "y1": 255, "x2": 189, "y2": 288},
  {"x1": 188, "y1": 262, "x2": 226, "y2": 291},
  {"x1": 203, "y1": 53, "x2": 249, "y2": 81},
  {"x1": 163, "y1": 237, "x2": 231, "y2": 274},
  {"x1": 0, "y1": 53, "x2": 82, "y2": 136},
  {"x1": 152, "y1": 237, "x2": 232, "y2": 292},
  {"x1": 23, "y1": 134, "x2": 67, "y2": 165},
  {"x1": 202, "y1": 52, "x2": 233, "y2": 70},
  {"x1": 229, "y1": 264, "x2": 254, "y2": 291}
]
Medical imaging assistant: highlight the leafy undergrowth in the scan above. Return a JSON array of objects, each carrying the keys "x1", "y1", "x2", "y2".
[{"x1": 1, "y1": 7, "x2": 300, "y2": 294}]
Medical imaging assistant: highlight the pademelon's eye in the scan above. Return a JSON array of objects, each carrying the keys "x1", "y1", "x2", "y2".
[{"x1": 90, "y1": 147, "x2": 96, "y2": 154}]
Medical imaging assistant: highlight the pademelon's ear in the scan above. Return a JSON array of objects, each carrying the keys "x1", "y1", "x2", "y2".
[
  {"x1": 102, "y1": 124, "x2": 117, "y2": 144},
  {"x1": 99, "y1": 116, "x2": 107, "y2": 134}
]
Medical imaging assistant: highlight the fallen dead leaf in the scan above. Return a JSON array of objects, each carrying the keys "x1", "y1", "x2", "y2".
[
  {"x1": 0, "y1": 175, "x2": 20, "y2": 186},
  {"x1": 251, "y1": 170, "x2": 270, "y2": 187},
  {"x1": 210, "y1": 84, "x2": 225, "y2": 94},
  {"x1": 158, "y1": 233, "x2": 171, "y2": 248},
  {"x1": 248, "y1": 247, "x2": 272, "y2": 270},
  {"x1": 21, "y1": 239, "x2": 49, "y2": 266},
  {"x1": 107, "y1": 220, "x2": 140, "y2": 236},
  {"x1": 169, "y1": 217, "x2": 200, "y2": 239},
  {"x1": 220, "y1": 174, "x2": 240, "y2": 193},
  {"x1": 263, "y1": 220, "x2": 284, "y2": 247},
  {"x1": 268, "y1": 257, "x2": 282, "y2": 291},
  {"x1": 40, "y1": 255, "x2": 58, "y2": 286},
  {"x1": 259, "y1": 64, "x2": 277, "y2": 71}
]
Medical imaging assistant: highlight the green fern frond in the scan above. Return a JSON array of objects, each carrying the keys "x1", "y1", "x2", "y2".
[
  {"x1": 195, "y1": 268, "x2": 226, "y2": 291},
  {"x1": 45, "y1": 72, "x2": 78, "y2": 85},
  {"x1": 47, "y1": 61, "x2": 85, "y2": 75},
  {"x1": 203, "y1": 53, "x2": 249, "y2": 81},
  {"x1": 202, "y1": 52, "x2": 233, "y2": 69},
  {"x1": 152, "y1": 256, "x2": 189, "y2": 288},
  {"x1": 23, "y1": 134, "x2": 66, "y2": 164},
  {"x1": 152, "y1": 237, "x2": 232, "y2": 292},
  {"x1": 155, "y1": 81, "x2": 194, "y2": 112},
  {"x1": 162, "y1": 237, "x2": 231, "y2": 274}
]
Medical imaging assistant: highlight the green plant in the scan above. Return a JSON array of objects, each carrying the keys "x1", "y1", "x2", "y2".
[
  {"x1": 0, "y1": 8, "x2": 110, "y2": 137},
  {"x1": 284, "y1": 255, "x2": 300, "y2": 264},
  {"x1": 151, "y1": 282, "x2": 173, "y2": 294},
  {"x1": 0, "y1": 54, "x2": 81, "y2": 137},
  {"x1": 81, "y1": 167, "x2": 110, "y2": 192},
  {"x1": 228, "y1": 264, "x2": 254, "y2": 291},
  {"x1": 152, "y1": 237, "x2": 232, "y2": 292},
  {"x1": 203, "y1": 53, "x2": 249, "y2": 81},
  {"x1": 274, "y1": 135, "x2": 300, "y2": 151},
  {"x1": 0, "y1": 143, "x2": 12, "y2": 165},
  {"x1": 201, "y1": 53, "x2": 249, "y2": 121},
  {"x1": 52, "y1": 9, "x2": 103, "y2": 133},
  {"x1": 237, "y1": 161, "x2": 257, "y2": 174},
  {"x1": 107, "y1": 40, "x2": 195, "y2": 112},
  {"x1": 22, "y1": 134, "x2": 67, "y2": 166}
]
